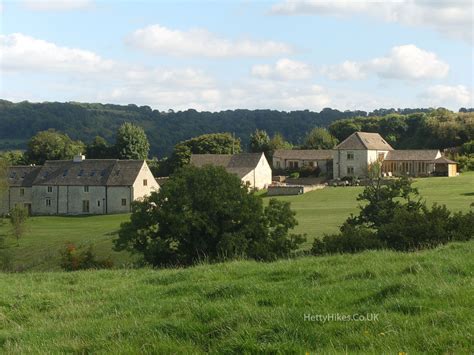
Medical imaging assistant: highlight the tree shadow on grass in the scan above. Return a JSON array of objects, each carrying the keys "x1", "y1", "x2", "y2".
[{"x1": 461, "y1": 192, "x2": 474, "y2": 196}]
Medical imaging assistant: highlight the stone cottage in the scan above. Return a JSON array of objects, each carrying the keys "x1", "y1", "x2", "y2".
[{"x1": 190, "y1": 152, "x2": 272, "y2": 189}]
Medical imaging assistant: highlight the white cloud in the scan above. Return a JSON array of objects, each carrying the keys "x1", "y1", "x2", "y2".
[
  {"x1": 125, "y1": 24, "x2": 293, "y2": 58},
  {"x1": 322, "y1": 45, "x2": 449, "y2": 81},
  {"x1": 0, "y1": 33, "x2": 115, "y2": 73},
  {"x1": 22, "y1": 0, "x2": 94, "y2": 11},
  {"x1": 368, "y1": 45, "x2": 449, "y2": 80},
  {"x1": 420, "y1": 85, "x2": 473, "y2": 106},
  {"x1": 251, "y1": 58, "x2": 312, "y2": 80},
  {"x1": 321, "y1": 60, "x2": 365, "y2": 80},
  {"x1": 271, "y1": 0, "x2": 473, "y2": 44}
]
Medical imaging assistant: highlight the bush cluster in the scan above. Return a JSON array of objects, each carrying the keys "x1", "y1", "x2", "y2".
[
  {"x1": 312, "y1": 177, "x2": 473, "y2": 255},
  {"x1": 60, "y1": 243, "x2": 113, "y2": 271}
]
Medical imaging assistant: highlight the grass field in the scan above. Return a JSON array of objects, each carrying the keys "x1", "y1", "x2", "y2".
[
  {"x1": 0, "y1": 241, "x2": 472, "y2": 353},
  {"x1": 1, "y1": 172, "x2": 473, "y2": 271}
]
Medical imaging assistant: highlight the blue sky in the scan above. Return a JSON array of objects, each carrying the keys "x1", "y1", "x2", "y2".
[{"x1": 1, "y1": 0, "x2": 473, "y2": 111}]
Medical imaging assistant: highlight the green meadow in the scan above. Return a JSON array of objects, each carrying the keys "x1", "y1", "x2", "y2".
[
  {"x1": 0, "y1": 241, "x2": 472, "y2": 353},
  {"x1": 1, "y1": 172, "x2": 473, "y2": 271}
]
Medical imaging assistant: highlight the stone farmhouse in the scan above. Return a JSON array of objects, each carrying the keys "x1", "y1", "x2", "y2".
[
  {"x1": 190, "y1": 152, "x2": 272, "y2": 189},
  {"x1": 272, "y1": 132, "x2": 457, "y2": 179},
  {"x1": 0, "y1": 155, "x2": 159, "y2": 216}
]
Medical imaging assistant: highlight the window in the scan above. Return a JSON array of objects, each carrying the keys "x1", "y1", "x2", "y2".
[
  {"x1": 20, "y1": 188, "x2": 25, "y2": 196},
  {"x1": 84, "y1": 186, "x2": 89, "y2": 192},
  {"x1": 97, "y1": 200, "x2": 101, "y2": 207},
  {"x1": 346, "y1": 152, "x2": 354, "y2": 160},
  {"x1": 45, "y1": 198, "x2": 52, "y2": 207},
  {"x1": 121, "y1": 199, "x2": 127, "y2": 206},
  {"x1": 143, "y1": 179, "x2": 148, "y2": 186},
  {"x1": 347, "y1": 166, "x2": 355, "y2": 175},
  {"x1": 289, "y1": 161, "x2": 299, "y2": 169},
  {"x1": 47, "y1": 186, "x2": 53, "y2": 193},
  {"x1": 82, "y1": 200, "x2": 90, "y2": 213},
  {"x1": 276, "y1": 161, "x2": 281, "y2": 168}
]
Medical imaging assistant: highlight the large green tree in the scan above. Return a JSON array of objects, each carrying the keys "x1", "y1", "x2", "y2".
[
  {"x1": 114, "y1": 165, "x2": 304, "y2": 266},
  {"x1": 86, "y1": 136, "x2": 115, "y2": 159},
  {"x1": 26, "y1": 129, "x2": 85, "y2": 165},
  {"x1": 249, "y1": 129, "x2": 271, "y2": 154},
  {"x1": 115, "y1": 123, "x2": 150, "y2": 160},
  {"x1": 303, "y1": 127, "x2": 338, "y2": 149}
]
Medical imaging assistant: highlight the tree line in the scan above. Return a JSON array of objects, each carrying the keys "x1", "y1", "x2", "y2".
[{"x1": 2, "y1": 99, "x2": 472, "y2": 157}]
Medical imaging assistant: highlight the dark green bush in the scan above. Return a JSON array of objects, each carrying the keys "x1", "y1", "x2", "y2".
[{"x1": 312, "y1": 225, "x2": 383, "y2": 255}]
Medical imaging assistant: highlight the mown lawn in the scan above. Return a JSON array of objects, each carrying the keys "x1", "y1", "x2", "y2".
[
  {"x1": 0, "y1": 214, "x2": 133, "y2": 271},
  {"x1": 271, "y1": 172, "x2": 474, "y2": 246},
  {"x1": 0, "y1": 241, "x2": 472, "y2": 353},
  {"x1": 1, "y1": 172, "x2": 472, "y2": 270}
]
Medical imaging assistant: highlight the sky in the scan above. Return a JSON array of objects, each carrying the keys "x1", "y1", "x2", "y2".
[{"x1": 0, "y1": 0, "x2": 473, "y2": 112}]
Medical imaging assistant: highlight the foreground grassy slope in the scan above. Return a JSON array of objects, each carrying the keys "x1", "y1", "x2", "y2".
[
  {"x1": 1, "y1": 172, "x2": 472, "y2": 270},
  {"x1": 1, "y1": 241, "x2": 473, "y2": 353}
]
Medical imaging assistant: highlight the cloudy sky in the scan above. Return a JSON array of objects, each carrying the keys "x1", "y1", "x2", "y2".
[{"x1": 1, "y1": 0, "x2": 473, "y2": 111}]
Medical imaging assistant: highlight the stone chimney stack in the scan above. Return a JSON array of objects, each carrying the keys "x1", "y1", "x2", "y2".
[{"x1": 73, "y1": 154, "x2": 86, "y2": 163}]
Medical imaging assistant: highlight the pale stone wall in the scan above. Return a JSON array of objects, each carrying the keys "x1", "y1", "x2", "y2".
[
  {"x1": 0, "y1": 192, "x2": 7, "y2": 215},
  {"x1": 132, "y1": 162, "x2": 160, "y2": 200},
  {"x1": 107, "y1": 186, "x2": 132, "y2": 214},
  {"x1": 242, "y1": 154, "x2": 272, "y2": 189},
  {"x1": 0, "y1": 187, "x2": 33, "y2": 215},
  {"x1": 64, "y1": 186, "x2": 106, "y2": 215},
  {"x1": 32, "y1": 185, "x2": 58, "y2": 215},
  {"x1": 333, "y1": 150, "x2": 369, "y2": 179}
]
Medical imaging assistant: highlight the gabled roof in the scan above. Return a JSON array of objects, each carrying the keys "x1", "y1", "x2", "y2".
[
  {"x1": 273, "y1": 149, "x2": 334, "y2": 160},
  {"x1": 190, "y1": 153, "x2": 265, "y2": 178},
  {"x1": 434, "y1": 156, "x2": 457, "y2": 164},
  {"x1": 385, "y1": 150, "x2": 441, "y2": 161},
  {"x1": 32, "y1": 159, "x2": 145, "y2": 186},
  {"x1": 7, "y1": 166, "x2": 41, "y2": 187},
  {"x1": 336, "y1": 132, "x2": 394, "y2": 150}
]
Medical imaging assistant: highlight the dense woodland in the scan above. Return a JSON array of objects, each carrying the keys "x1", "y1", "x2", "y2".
[{"x1": 3, "y1": 99, "x2": 471, "y2": 157}]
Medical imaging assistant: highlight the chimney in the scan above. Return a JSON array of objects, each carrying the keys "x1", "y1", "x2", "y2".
[{"x1": 73, "y1": 154, "x2": 86, "y2": 163}]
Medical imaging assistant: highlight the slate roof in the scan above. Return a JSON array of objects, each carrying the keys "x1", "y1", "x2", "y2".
[
  {"x1": 32, "y1": 159, "x2": 145, "y2": 186},
  {"x1": 273, "y1": 149, "x2": 334, "y2": 160},
  {"x1": 385, "y1": 150, "x2": 441, "y2": 161},
  {"x1": 336, "y1": 132, "x2": 394, "y2": 150},
  {"x1": 7, "y1": 166, "x2": 41, "y2": 187},
  {"x1": 190, "y1": 153, "x2": 264, "y2": 178},
  {"x1": 434, "y1": 156, "x2": 457, "y2": 164}
]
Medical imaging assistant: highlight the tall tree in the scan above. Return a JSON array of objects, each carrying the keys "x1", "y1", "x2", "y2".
[
  {"x1": 10, "y1": 205, "x2": 29, "y2": 245},
  {"x1": 26, "y1": 129, "x2": 85, "y2": 165},
  {"x1": 303, "y1": 127, "x2": 338, "y2": 149},
  {"x1": 249, "y1": 129, "x2": 271, "y2": 154},
  {"x1": 115, "y1": 122, "x2": 150, "y2": 160},
  {"x1": 0, "y1": 158, "x2": 8, "y2": 202},
  {"x1": 86, "y1": 136, "x2": 115, "y2": 159}
]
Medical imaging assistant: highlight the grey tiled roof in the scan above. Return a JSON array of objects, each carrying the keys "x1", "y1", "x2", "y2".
[
  {"x1": 434, "y1": 156, "x2": 457, "y2": 164},
  {"x1": 273, "y1": 149, "x2": 334, "y2": 160},
  {"x1": 385, "y1": 150, "x2": 441, "y2": 161},
  {"x1": 336, "y1": 132, "x2": 394, "y2": 150},
  {"x1": 190, "y1": 153, "x2": 265, "y2": 178},
  {"x1": 7, "y1": 166, "x2": 41, "y2": 187},
  {"x1": 32, "y1": 159, "x2": 145, "y2": 186}
]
